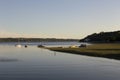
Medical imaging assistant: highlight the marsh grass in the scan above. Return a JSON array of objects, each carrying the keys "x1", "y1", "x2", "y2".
[{"x1": 47, "y1": 43, "x2": 120, "y2": 60}]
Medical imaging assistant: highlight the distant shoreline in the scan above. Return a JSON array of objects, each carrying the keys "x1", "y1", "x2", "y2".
[{"x1": 0, "y1": 38, "x2": 79, "y2": 42}]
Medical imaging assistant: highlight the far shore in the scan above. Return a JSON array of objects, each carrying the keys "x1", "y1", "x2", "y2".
[{"x1": 46, "y1": 43, "x2": 120, "y2": 60}]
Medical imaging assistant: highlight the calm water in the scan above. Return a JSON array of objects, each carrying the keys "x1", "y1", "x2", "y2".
[{"x1": 0, "y1": 42, "x2": 120, "y2": 80}]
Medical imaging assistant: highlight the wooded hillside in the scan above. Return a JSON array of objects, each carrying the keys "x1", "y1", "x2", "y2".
[{"x1": 80, "y1": 31, "x2": 120, "y2": 43}]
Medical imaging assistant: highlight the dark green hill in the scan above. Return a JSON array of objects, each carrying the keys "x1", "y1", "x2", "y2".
[{"x1": 80, "y1": 31, "x2": 120, "y2": 43}]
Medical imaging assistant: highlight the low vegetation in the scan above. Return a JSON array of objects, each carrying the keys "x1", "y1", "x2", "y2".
[{"x1": 47, "y1": 43, "x2": 120, "y2": 60}]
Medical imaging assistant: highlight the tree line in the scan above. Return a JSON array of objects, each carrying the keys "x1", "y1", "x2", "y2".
[{"x1": 0, "y1": 38, "x2": 79, "y2": 42}]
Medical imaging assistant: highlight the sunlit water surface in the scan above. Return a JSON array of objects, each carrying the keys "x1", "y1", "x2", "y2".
[{"x1": 0, "y1": 42, "x2": 120, "y2": 80}]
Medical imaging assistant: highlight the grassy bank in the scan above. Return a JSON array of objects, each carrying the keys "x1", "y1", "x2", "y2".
[{"x1": 47, "y1": 43, "x2": 120, "y2": 60}]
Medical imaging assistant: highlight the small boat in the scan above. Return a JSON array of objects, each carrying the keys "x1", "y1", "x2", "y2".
[
  {"x1": 69, "y1": 45, "x2": 78, "y2": 48},
  {"x1": 15, "y1": 38, "x2": 22, "y2": 48},
  {"x1": 38, "y1": 45, "x2": 45, "y2": 48},
  {"x1": 24, "y1": 45, "x2": 28, "y2": 48},
  {"x1": 15, "y1": 44, "x2": 22, "y2": 48},
  {"x1": 79, "y1": 44, "x2": 87, "y2": 48}
]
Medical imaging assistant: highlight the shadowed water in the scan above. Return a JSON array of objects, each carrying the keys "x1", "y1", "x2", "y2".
[{"x1": 0, "y1": 42, "x2": 120, "y2": 80}]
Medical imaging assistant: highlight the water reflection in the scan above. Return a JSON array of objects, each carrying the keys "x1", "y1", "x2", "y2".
[
  {"x1": 0, "y1": 58, "x2": 18, "y2": 62},
  {"x1": 54, "y1": 52, "x2": 56, "y2": 56}
]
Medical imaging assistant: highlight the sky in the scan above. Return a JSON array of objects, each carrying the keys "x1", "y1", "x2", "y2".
[{"x1": 0, "y1": 0, "x2": 120, "y2": 39}]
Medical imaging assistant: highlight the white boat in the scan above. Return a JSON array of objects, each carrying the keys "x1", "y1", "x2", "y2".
[
  {"x1": 15, "y1": 38, "x2": 22, "y2": 48},
  {"x1": 15, "y1": 44, "x2": 22, "y2": 48}
]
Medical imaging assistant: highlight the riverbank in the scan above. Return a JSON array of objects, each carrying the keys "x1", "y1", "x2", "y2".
[{"x1": 47, "y1": 43, "x2": 120, "y2": 60}]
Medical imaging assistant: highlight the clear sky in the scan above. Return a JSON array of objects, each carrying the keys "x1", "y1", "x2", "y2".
[{"x1": 0, "y1": 0, "x2": 120, "y2": 39}]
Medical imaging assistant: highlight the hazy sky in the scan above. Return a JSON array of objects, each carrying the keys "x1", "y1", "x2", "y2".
[{"x1": 0, "y1": 0, "x2": 120, "y2": 39}]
